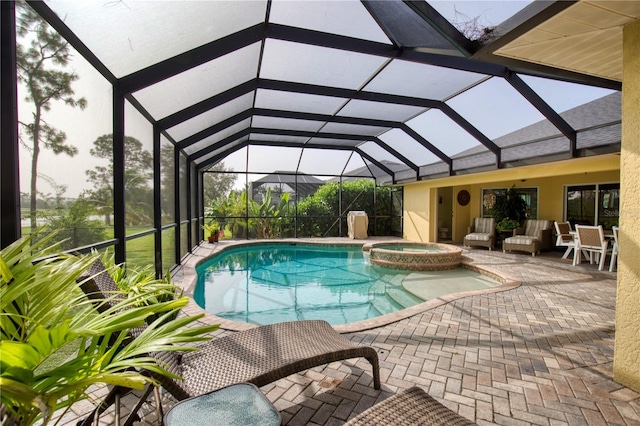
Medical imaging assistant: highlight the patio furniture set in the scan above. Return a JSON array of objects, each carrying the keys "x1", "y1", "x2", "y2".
[{"x1": 464, "y1": 218, "x2": 619, "y2": 271}]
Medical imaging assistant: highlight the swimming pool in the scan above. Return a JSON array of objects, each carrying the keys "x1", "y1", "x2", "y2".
[{"x1": 195, "y1": 243, "x2": 501, "y2": 326}]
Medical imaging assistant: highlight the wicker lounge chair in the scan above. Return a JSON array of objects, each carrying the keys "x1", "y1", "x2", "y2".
[
  {"x1": 78, "y1": 260, "x2": 380, "y2": 421},
  {"x1": 463, "y1": 217, "x2": 496, "y2": 250},
  {"x1": 344, "y1": 386, "x2": 477, "y2": 425},
  {"x1": 503, "y1": 219, "x2": 553, "y2": 256}
]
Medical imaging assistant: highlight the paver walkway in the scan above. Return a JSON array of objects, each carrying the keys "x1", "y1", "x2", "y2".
[{"x1": 54, "y1": 244, "x2": 639, "y2": 426}]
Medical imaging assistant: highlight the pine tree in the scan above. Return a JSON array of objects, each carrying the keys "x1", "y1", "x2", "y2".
[{"x1": 16, "y1": 2, "x2": 87, "y2": 230}]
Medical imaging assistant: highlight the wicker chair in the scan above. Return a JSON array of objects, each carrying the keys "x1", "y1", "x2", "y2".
[
  {"x1": 463, "y1": 217, "x2": 496, "y2": 250},
  {"x1": 78, "y1": 260, "x2": 380, "y2": 422},
  {"x1": 344, "y1": 386, "x2": 477, "y2": 425},
  {"x1": 554, "y1": 221, "x2": 575, "y2": 259},
  {"x1": 573, "y1": 225, "x2": 610, "y2": 271},
  {"x1": 503, "y1": 219, "x2": 553, "y2": 257}
]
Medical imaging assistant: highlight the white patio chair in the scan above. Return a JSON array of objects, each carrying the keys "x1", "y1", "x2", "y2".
[
  {"x1": 609, "y1": 226, "x2": 619, "y2": 272},
  {"x1": 573, "y1": 225, "x2": 610, "y2": 271},
  {"x1": 554, "y1": 221, "x2": 575, "y2": 259}
]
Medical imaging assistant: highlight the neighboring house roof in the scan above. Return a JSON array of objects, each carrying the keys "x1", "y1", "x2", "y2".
[{"x1": 446, "y1": 92, "x2": 621, "y2": 172}]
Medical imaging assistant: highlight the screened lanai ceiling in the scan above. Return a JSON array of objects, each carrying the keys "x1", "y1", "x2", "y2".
[{"x1": 30, "y1": 0, "x2": 622, "y2": 184}]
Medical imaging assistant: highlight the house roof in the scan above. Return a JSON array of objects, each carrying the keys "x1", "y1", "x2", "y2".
[{"x1": 27, "y1": 0, "x2": 625, "y2": 185}]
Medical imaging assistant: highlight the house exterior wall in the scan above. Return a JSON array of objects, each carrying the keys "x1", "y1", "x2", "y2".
[
  {"x1": 614, "y1": 19, "x2": 640, "y2": 393},
  {"x1": 403, "y1": 155, "x2": 620, "y2": 243}
]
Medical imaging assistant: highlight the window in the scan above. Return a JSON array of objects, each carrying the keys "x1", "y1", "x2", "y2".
[
  {"x1": 481, "y1": 188, "x2": 538, "y2": 219},
  {"x1": 566, "y1": 183, "x2": 619, "y2": 229}
]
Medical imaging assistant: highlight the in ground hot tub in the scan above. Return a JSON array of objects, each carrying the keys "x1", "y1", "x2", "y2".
[{"x1": 363, "y1": 242, "x2": 462, "y2": 271}]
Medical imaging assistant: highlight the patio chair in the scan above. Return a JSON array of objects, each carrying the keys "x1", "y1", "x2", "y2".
[
  {"x1": 503, "y1": 219, "x2": 553, "y2": 257},
  {"x1": 609, "y1": 226, "x2": 619, "y2": 272},
  {"x1": 463, "y1": 217, "x2": 495, "y2": 251},
  {"x1": 344, "y1": 386, "x2": 477, "y2": 425},
  {"x1": 78, "y1": 260, "x2": 380, "y2": 423},
  {"x1": 573, "y1": 225, "x2": 610, "y2": 271},
  {"x1": 554, "y1": 221, "x2": 575, "y2": 259}
]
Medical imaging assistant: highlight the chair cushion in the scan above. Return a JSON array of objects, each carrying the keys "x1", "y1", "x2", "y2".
[
  {"x1": 504, "y1": 236, "x2": 538, "y2": 245},
  {"x1": 474, "y1": 218, "x2": 494, "y2": 234},
  {"x1": 524, "y1": 220, "x2": 552, "y2": 236},
  {"x1": 465, "y1": 233, "x2": 491, "y2": 242}
]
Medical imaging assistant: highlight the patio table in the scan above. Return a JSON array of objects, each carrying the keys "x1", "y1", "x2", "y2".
[{"x1": 164, "y1": 383, "x2": 281, "y2": 426}]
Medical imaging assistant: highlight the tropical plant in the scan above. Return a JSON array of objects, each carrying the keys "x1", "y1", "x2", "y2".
[
  {"x1": 98, "y1": 251, "x2": 182, "y2": 324},
  {"x1": 201, "y1": 222, "x2": 219, "y2": 239},
  {"x1": 248, "y1": 189, "x2": 291, "y2": 238},
  {"x1": 489, "y1": 186, "x2": 528, "y2": 226},
  {"x1": 496, "y1": 218, "x2": 520, "y2": 231},
  {"x1": 0, "y1": 233, "x2": 218, "y2": 425}
]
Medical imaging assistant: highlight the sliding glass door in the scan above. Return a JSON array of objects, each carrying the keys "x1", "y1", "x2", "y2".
[{"x1": 565, "y1": 183, "x2": 619, "y2": 229}]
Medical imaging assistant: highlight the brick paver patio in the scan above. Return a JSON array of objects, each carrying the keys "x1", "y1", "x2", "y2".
[{"x1": 53, "y1": 244, "x2": 639, "y2": 426}]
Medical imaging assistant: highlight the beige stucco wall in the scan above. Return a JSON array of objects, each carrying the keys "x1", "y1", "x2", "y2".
[
  {"x1": 403, "y1": 155, "x2": 619, "y2": 243},
  {"x1": 614, "y1": 19, "x2": 640, "y2": 392}
]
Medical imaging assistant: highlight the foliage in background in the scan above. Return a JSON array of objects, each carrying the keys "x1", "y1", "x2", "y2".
[
  {"x1": 84, "y1": 134, "x2": 153, "y2": 227},
  {"x1": 41, "y1": 197, "x2": 107, "y2": 250},
  {"x1": 203, "y1": 164, "x2": 237, "y2": 207},
  {"x1": 297, "y1": 179, "x2": 392, "y2": 237},
  {"x1": 205, "y1": 179, "x2": 393, "y2": 239},
  {"x1": 16, "y1": 1, "x2": 87, "y2": 232},
  {"x1": 248, "y1": 189, "x2": 292, "y2": 238},
  {"x1": 0, "y1": 233, "x2": 218, "y2": 425}
]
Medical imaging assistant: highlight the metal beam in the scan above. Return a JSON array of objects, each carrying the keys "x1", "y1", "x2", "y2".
[
  {"x1": 1, "y1": 0, "x2": 21, "y2": 247},
  {"x1": 438, "y1": 103, "x2": 501, "y2": 155},
  {"x1": 197, "y1": 140, "x2": 249, "y2": 170},
  {"x1": 402, "y1": 0, "x2": 474, "y2": 55},
  {"x1": 371, "y1": 137, "x2": 419, "y2": 173},
  {"x1": 177, "y1": 109, "x2": 253, "y2": 150},
  {"x1": 354, "y1": 148, "x2": 396, "y2": 180},
  {"x1": 189, "y1": 128, "x2": 251, "y2": 161},
  {"x1": 260, "y1": 79, "x2": 441, "y2": 109},
  {"x1": 505, "y1": 71, "x2": 577, "y2": 143},
  {"x1": 400, "y1": 124, "x2": 452, "y2": 167},
  {"x1": 158, "y1": 80, "x2": 257, "y2": 130},
  {"x1": 152, "y1": 125, "x2": 162, "y2": 277},
  {"x1": 248, "y1": 139, "x2": 397, "y2": 180},
  {"x1": 113, "y1": 92, "x2": 126, "y2": 264},
  {"x1": 117, "y1": 24, "x2": 265, "y2": 95}
]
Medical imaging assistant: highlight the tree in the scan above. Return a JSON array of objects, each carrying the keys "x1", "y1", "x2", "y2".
[
  {"x1": 84, "y1": 135, "x2": 153, "y2": 226},
  {"x1": 16, "y1": 2, "x2": 87, "y2": 231},
  {"x1": 203, "y1": 163, "x2": 237, "y2": 206}
]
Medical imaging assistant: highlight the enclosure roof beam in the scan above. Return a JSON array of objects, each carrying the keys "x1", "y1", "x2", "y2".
[{"x1": 504, "y1": 71, "x2": 577, "y2": 150}]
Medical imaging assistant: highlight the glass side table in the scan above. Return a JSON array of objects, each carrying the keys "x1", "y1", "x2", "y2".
[{"x1": 164, "y1": 383, "x2": 281, "y2": 426}]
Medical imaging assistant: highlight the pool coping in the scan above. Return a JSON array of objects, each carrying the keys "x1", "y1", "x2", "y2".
[{"x1": 176, "y1": 238, "x2": 521, "y2": 334}]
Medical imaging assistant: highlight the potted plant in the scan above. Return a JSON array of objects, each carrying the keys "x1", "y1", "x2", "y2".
[
  {"x1": 202, "y1": 222, "x2": 219, "y2": 243},
  {"x1": 497, "y1": 218, "x2": 521, "y2": 232}
]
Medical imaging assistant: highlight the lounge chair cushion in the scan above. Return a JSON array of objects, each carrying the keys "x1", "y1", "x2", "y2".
[
  {"x1": 473, "y1": 218, "x2": 494, "y2": 234},
  {"x1": 524, "y1": 220, "x2": 552, "y2": 237},
  {"x1": 345, "y1": 386, "x2": 476, "y2": 425},
  {"x1": 464, "y1": 233, "x2": 491, "y2": 242},
  {"x1": 503, "y1": 236, "x2": 538, "y2": 246}
]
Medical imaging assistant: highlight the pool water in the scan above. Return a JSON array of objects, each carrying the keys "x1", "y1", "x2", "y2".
[{"x1": 195, "y1": 244, "x2": 499, "y2": 326}]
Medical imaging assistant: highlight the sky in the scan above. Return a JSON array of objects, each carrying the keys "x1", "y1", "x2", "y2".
[{"x1": 17, "y1": 0, "x2": 614, "y2": 199}]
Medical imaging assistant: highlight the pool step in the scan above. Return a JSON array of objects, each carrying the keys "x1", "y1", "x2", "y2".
[
  {"x1": 387, "y1": 288, "x2": 423, "y2": 308},
  {"x1": 370, "y1": 294, "x2": 403, "y2": 315}
]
